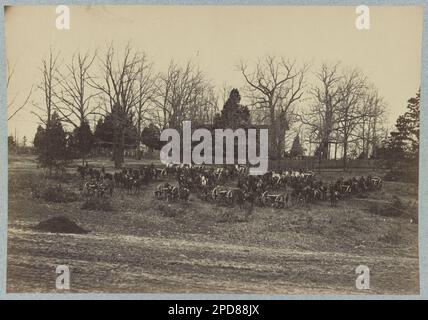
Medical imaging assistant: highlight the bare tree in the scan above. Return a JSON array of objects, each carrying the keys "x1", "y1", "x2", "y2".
[
  {"x1": 300, "y1": 63, "x2": 343, "y2": 159},
  {"x1": 335, "y1": 68, "x2": 368, "y2": 169},
  {"x1": 7, "y1": 60, "x2": 33, "y2": 121},
  {"x1": 133, "y1": 54, "x2": 155, "y2": 159},
  {"x1": 351, "y1": 87, "x2": 386, "y2": 159},
  {"x1": 90, "y1": 44, "x2": 143, "y2": 168},
  {"x1": 239, "y1": 56, "x2": 308, "y2": 159},
  {"x1": 31, "y1": 49, "x2": 67, "y2": 174},
  {"x1": 152, "y1": 60, "x2": 216, "y2": 129},
  {"x1": 53, "y1": 51, "x2": 98, "y2": 128},
  {"x1": 32, "y1": 50, "x2": 60, "y2": 129},
  {"x1": 187, "y1": 82, "x2": 218, "y2": 126},
  {"x1": 220, "y1": 82, "x2": 233, "y2": 106}
]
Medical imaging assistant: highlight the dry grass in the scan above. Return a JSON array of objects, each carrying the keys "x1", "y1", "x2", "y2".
[{"x1": 81, "y1": 197, "x2": 114, "y2": 212}]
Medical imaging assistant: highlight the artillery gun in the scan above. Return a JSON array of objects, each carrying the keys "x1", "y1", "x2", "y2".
[{"x1": 261, "y1": 191, "x2": 287, "y2": 208}]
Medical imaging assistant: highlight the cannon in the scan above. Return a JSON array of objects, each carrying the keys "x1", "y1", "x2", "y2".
[
  {"x1": 261, "y1": 191, "x2": 286, "y2": 208},
  {"x1": 371, "y1": 177, "x2": 383, "y2": 190},
  {"x1": 211, "y1": 186, "x2": 234, "y2": 205},
  {"x1": 340, "y1": 184, "x2": 352, "y2": 197},
  {"x1": 154, "y1": 183, "x2": 173, "y2": 199},
  {"x1": 169, "y1": 185, "x2": 190, "y2": 202}
]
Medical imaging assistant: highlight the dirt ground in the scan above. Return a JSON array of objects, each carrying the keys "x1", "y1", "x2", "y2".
[{"x1": 6, "y1": 155, "x2": 419, "y2": 294}]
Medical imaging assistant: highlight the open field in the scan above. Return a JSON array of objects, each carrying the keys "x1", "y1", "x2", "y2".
[{"x1": 7, "y1": 155, "x2": 419, "y2": 294}]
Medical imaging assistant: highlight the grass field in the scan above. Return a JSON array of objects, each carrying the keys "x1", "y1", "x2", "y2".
[{"x1": 7, "y1": 155, "x2": 419, "y2": 294}]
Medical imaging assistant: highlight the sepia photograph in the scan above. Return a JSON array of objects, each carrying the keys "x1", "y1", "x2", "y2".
[{"x1": 5, "y1": 5, "x2": 422, "y2": 294}]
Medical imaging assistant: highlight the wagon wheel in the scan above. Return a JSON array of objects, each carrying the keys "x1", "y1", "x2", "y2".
[
  {"x1": 172, "y1": 186, "x2": 179, "y2": 200},
  {"x1": 254, "y1": 192, "x2": 263, "y2": 206},
  {"x1": 155, "y1": 185, "x2": 164, "y2": 199},
  {"x1": 261, "y1": 191, "x2": 270, "y2": 207},
  {"x1": 226, "y1": 190, "x2": 235, "y2": 206},
  {"x1": 275, "y1": 195, "x2": 285, "y2": 208},
  {"x1": 166, "y1": 188, "x2": 173, "y2": 202},
  {"x1": 211, "y1": 186, "x2": 220, "y2": 201}
]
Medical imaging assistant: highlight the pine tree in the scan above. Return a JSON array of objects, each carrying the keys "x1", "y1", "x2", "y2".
[
  {"x1": 33, "y1": 112, "x2": 68, "y2": 172},
  {"x1": 141, "y1": 123, "x2": 161, "y2": 152},
  {"x1": 214, "y1": 89, "x2": 251, "y2": 129},
  {"x1": 289, "y1": 134, "x2": 305, "y2": 158},
  {"x1": 94, "y1": 113, "x2": 138, "y2": 147},
  {"x1": 70, "y1": 120, "x2": 94, "y2": 164},
  {"x1": 386, "y1": 90, "x2": 420, "y2": 160},
  {"x1": 8, "y1": 136, "x2": 16, "y2": 152}
]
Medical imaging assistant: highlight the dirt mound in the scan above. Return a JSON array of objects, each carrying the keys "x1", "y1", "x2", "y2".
[{"x1": 34, "y1": 216, "x2": 89, "y2": 234}]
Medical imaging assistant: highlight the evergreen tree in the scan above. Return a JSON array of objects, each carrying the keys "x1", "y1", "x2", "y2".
[
  {"x1": 212, "y1": 89, "x2": 253, "y2": 162},
  {"x1": 385, "y1": 90, "x2": 420, "y2": 160},
  {"x1": 214, "y1": 89, "x2": 251, "y2": 129},
  {"x1": 69, "y1": 120, "x2": 94, "y2": 164},
  {"x1": 141, "y1": 123, "x2": 161, "y2": 152},
  {"x1": 33, "y1": 112, "x2": 68, "y2": 171},
  {"x1": 8, "y1": 136, "x2": 16, "y2": 152},
  {"x1": 94, "y1": 113, "x2": 138, "y2": 147},
  {"x1": 289, "y1": 134, "x2": 305, "y2": 158}
]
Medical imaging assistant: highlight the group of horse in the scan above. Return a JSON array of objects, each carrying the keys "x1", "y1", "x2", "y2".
[
  {"x1": 155, "y1": 164, "x2": 383, "y2": 209},
  {"x1": 76, "y1": 163, "x2": 383, "y2": 210},
  {"x1": 77, "y1": 163, "x2": 163, "y2": 198}
]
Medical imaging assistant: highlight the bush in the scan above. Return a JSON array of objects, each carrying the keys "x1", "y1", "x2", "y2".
[{"x1": 81, "y1": 197, "x2": 113, "y2": 212}]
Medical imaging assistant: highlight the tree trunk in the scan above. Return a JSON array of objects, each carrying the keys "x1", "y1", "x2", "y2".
[
  {"x1": 136, "y1": 114, "x2": 142, "y2": 160},
  {"x1": 334, "y1": 141, "x2": 338, "y2": 160},
  {"x1": 114, "y1": 127, "x2": 124, "y2": 168},
  {"x1": 113, "y1": 123, "x2": 118, "y2": 164},
  {"x1": 361, "y1": 119, "x2": 366, "y2": 159},
  {"x1": 343, "y1": 137, "x2": 348, "y2": 171},
  {"x1": 277, "y1": 129, "x2": 285, "y2": 159},
  {"x1": 268, "y1": 117, "x2": 277, "y2": 159},
  {"x1": 372, "y1": 117, "x2": 378, "y2": 158}
]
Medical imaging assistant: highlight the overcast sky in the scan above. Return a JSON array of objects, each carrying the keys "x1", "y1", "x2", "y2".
[{"x1": 5, "y1": 5, "x2": 423, "y2": 144}]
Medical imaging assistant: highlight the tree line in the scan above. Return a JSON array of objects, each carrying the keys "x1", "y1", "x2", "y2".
[{"x1": 13, "y1": 44, "x2": 418, "y2": 170}]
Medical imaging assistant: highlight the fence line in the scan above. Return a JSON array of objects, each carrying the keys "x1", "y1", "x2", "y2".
[{"x1": 269, "y1": 158, "x2": 385, "y2": 171}]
